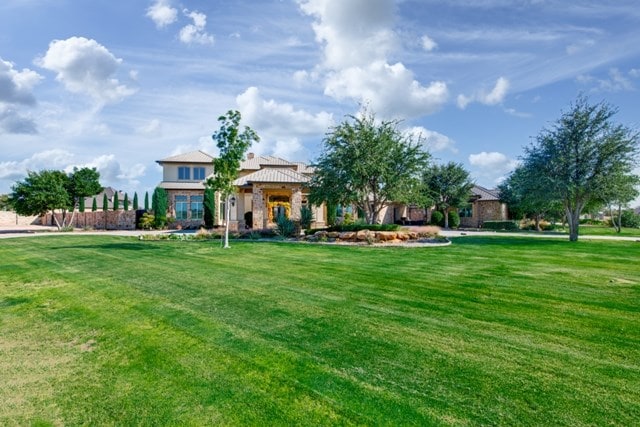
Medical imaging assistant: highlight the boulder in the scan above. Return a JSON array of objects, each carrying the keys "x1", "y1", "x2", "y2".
[
  {"x1": 327, "y1": 231, "x2": 340, "y2": 238},
  {"x1": 356, "y1": 229, "x2": 372, "y2": 240},
  {"x1": 339, "y1": 231, "x2": 356, "y2": 240},
  {"x1": 397, "y1": 232, "x2": 409, "y2": 240},
  {"x1": 377, "y1": 231, "x2": 397, "y2": 241}
]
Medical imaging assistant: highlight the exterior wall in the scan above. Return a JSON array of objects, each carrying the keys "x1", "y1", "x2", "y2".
[
  {"x1": 162, "y1": 163, "x2": 213, "y2": 182},
  {"x1": 0, "y1": 212, "x2": 40, "y2": 226},
  {"x1": 460, "y1": 200, "x2": 508, "y2": 228},
  {"x1": 166, "y1": 189, "x2": 206, "y2": 229},
  {"x1": 43, "y1": 211, "x2": 137, "y2": 230}
]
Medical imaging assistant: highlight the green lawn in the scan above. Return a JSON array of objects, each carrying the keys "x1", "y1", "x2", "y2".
[{"x1": 1, "y1": 236, "x2": 639, "y2": 425}]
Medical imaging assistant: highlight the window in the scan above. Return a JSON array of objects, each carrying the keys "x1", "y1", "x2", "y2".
[
  {"x1": 175, "y1": 195, "x2": 188, "y2": 219},
  {"x1": 191, "y1": 195, "x2": 203, "y2": 220},
  {"x1": 178, "y1": 166, "x2": 190, "y2": 180},
  {"x1": 193, "y1": 167, "x2": 205, "y2": 180},
  {"x1": 459, "y1": 204, "x2": 473, "y2": 218}
]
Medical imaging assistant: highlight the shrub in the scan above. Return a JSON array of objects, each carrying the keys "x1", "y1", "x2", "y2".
[
  {"x1": 151, "y1": 187, "x2": 168, "y2": 229},
  {"x1": 580, "y1": 218, "x2": 605, "y2": 225},
  {"x1": 139, "y1": 213, "x2": 155, "y2": 230},
  {"x1": 482, "y1": 220, "x2": 519, "y2": 231},
  {"x1": 300, "y1": 206, "x2": 314, "y2": 230},
  {"x1": 621, "y1": 209, "x2": 640, "y2": 228},
  {"x1": 326, "y1": 202, "x2": 337, "y2": 226},
  {"x1": 204, "y1": 188, "x2": 215, "y2": 228},
  {"x1": 447, "y1": 211, "x2": 460, "y2": 228},
  {"x1": 430, "y1": 210, "x2": 444, "y2": 226},
  {"x1": 275, "y1": 215, "x2": 296, "y2": 238},
  {"x1": 328, "y1": 223, "x2": 400, "y2": 232}
]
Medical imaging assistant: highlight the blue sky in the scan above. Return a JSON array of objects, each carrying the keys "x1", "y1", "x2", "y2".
[{"x1": 1, "y1": 0, "x2": 639, "y2": 198}]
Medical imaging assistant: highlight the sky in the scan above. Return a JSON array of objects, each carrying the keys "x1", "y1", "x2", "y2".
[{"x1": 1, "y1": 0, "x2": 639, "y2": 200}]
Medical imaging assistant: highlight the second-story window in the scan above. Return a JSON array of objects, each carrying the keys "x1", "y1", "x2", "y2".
[
  {"x1": 178, "y1": 166, "x2": 191, "y2": 180},
  {"x1": 193, "y1": 167, "x2": 205, "y2": 180}
]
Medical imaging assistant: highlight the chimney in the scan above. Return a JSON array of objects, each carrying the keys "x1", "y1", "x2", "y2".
[{"x1": 247, "y1": 152, "x2": 255, "y2": 160}]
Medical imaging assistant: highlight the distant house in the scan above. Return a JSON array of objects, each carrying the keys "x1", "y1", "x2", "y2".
[
  {"x1": 83, "y1": 187, "x2": 129, "y2": 211},
  {"x1": 459, "y1": 185, "x2": 508, "y2": 228}
]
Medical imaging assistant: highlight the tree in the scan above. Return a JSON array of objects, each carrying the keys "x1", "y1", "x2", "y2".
[
  {"x1": 203, "y1": 187, "x2": 215, "y2": 229},
  {"x1": 422, "y1": 162, "x2": 473, "y2": 229},
  {"x1": 309, "y1": 110, "x2": 430, "y2": 224},
  {"x1": 102, "y1": 193, "x2": 108, "y2": 212},
  {"x1": 498, "y1": 165, "x2": 562, "y2": 231},
  {"x1": 151, "y1": 187, "x2": 168, "y2": 229},
  {"x1": 207, "y1": 110, "x2": 260, "y2": 248},
  {"x1": 133, "y1": 192, "x2": 139, "y2": 210},
  {"x1": 92, "y1": 197, "x2": 97, "y2": 212},
  {"x1": 144, "y1": 191, "x2": 149, "y2": 210},
  {"x1": 79, "y1": 196, "x2": 85, "y2": 213},
  {"x1": 123, "y1": 193, "x2": 129, "y2": 211},
  {"x1": 66, "y1": 167, "x2": 101, "y2": 226},
  {"x1": 113, "y1": 192, "x2": 119, "y2": 211},
  {"x1": 601, "y1": 171, "x2": 640, "y2": 232},
  {"x1": 523, "y1": 96, "x2": 639, "y2": 241},
  {"x1": 10, "y1": 170, "x2": 70, "y2": 229},
  {"x1": 0, "y1": 194, "x2": 9, "y2": 210}
]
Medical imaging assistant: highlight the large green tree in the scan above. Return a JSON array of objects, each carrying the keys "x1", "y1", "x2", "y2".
[
  {"x1": 600, "y1": 170, "x2": 640, "y2": 233},
  {"x1": 207, "y1": 110, "x2": 260, "y2": 248},
  {"x1": 10, "y1": 167, "x2": 101, "y2": 230},
  {"x1": 203, "y1": 187, "x2": 215, "y2": 229},
  {"x1": 10, "y1": 170, "x2": 70, "y2": 229},
  {"x1": 422, "y1": 162, "x2": 473, "y2": 229},
  {"x1": 523, "y1": 96, "x2": 639, "y2": 241},
  {"x1": 309, "y1": 110, "x2": 430, "y2": 224}
]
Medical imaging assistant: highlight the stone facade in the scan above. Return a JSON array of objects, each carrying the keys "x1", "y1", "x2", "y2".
[
  {"x1": 43, "y1": 210, "x2": 137, "y2": 230},
  {"x1": 459, "y1": 200, "x2": 508, "y2": 228}
]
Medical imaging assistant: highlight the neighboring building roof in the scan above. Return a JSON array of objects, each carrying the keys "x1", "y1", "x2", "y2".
[
  {"x1": 157, "y1": 181, "x2": 206, "y2": 190},
  {"x1": 156, "y1": 150, "x2": 214, "y2": 164},
  {"x1": 233, "y1": 168, "x2": 310, "y2": 186},
  {"x1": 294, "y1": 162, "x2": 315, "y2": 174},
  {"x1": 471, "y1": 185, "x2": 500, "y2": 201}
]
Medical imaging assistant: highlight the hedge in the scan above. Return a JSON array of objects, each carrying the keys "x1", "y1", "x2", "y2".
[{"x1": 481, "y1": 220, "x2": 519, "y2": 231}]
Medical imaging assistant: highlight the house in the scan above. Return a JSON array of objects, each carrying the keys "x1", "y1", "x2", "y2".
[
  {"x1": 156, "y1": 151, "x2": 326, "y2": 230},
  {"x1": 458, "y1": 185, "x2": 508, "y2": 228},
  {"x1": 156, "y1": 151, "x2": 508, "y2": 230},
  {"x1": 83, "y1": 187, "x2": 129, "y2": 211}
]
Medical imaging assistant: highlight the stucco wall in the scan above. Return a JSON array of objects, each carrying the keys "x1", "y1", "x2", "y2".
[{"x1": 0, "y1": 211, "x2": 41, "y2": 226}]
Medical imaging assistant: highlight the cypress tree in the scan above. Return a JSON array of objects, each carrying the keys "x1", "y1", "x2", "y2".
[
  {"x1": 102, "y1": 193, "x2": 109, "y2": 212},
  {"x1": 92, "y1": 197, "x2": 97, "y2": 212},
  {"x1": 151, "y1": 187, "x2": 168, "y2": 229},
  {"x1": 79, "y1": 196, "x2": 85, "y2": 213},
  {"x1": 123, "y1": 193, "x2": 129, "y2": 211},
  {"x1": 133, "y1": 192, "x2": 139, "y2": 210},
  {"x1": 204, "y1": 188, "x2": 215, "y2": 228},
  {"x1": 113, "y1": 192, "x2": 119, "y2": 211},
  {"x1": 144, "y1": 191, "x2": 149, "y2": 210}
]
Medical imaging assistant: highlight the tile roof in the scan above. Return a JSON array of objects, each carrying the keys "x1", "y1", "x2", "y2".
[
  {"x1": 156, "y1": 150, "x2": 214, "y2": 164},
  {"x1": 471, "y1": 185, "x2": 500, "y2": 201},
  {"x1": 240, "y1": 155, "x2": 295, "y2": 170},
  {"x1": 233, "y1": 168, "x2": 310, "y2": 186}
]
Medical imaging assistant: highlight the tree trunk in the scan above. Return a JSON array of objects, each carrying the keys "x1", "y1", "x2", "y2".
[
  {"x1": 223, "y1": 195, "x2": 231, "y2": 249},
  {"x1": 565, "y1": 206, "x2": 581, "y2": 242},
  {"x1": 444, "y1": 210, "x2": 449, "y2": 229},
  {"x1": 535, "y1": 214, "x2": 541, "y2": 232},
  {"x1": 616, "y1": 204, "x2": 623, "y2": 233}
]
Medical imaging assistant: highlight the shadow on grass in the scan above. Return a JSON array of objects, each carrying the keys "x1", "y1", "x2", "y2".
[{"x1": 450, "y1": 236, "x2": 572, "y2": 248}]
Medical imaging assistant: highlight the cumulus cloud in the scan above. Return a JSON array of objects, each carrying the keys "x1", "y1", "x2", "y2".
[
  {"x1": 0, "y1": 149, "x2": 75, "y2": 181},
  {"x1": 421, "y1": 35, "x2": 437, "y2": 52},
  {"x1": 0, "y1": 58, "x2": 42, "y2": 134},
  {"x1": 79, "y1": 154, "x2": 146, "y2": 188},
  {"x1": 236, "y1": 86, "x2": 333, "y2": 159},
  {"x1": 297, "y1": 0, "x2": 448, "y2": 118},
  {"x1": 179, "y1": 9, "x2": 214, "y2": 45},
  {"x1": 146, "y1": 0, "x2": 178, "y2": 28},
  {"x1": 136, "y1": 118, "x2": 162, "y2": 137},
  {"x1": 37, "y1": 37, "x2": 136, "y2": 104},
  {"x1": 404, "y1": 126, "x2": 457, "y2": 153},
  {"x1": 469, "y1": 151, "x2": 518, "y2": 172},
  {"x1": 457, "y1": 77, "x2": 509, "y2": 109}
]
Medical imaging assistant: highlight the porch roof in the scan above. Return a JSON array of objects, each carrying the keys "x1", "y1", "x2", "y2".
[{"x1": 233, "y1": 168, "x2": 309, "y2": 186}]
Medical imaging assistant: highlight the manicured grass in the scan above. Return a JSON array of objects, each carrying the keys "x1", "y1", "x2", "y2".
[
  {"x1": 556, "y1": 225, "x2": 640, "y2": 237},
  {"x1": 1, "y1": 236, "x2": 639, "y2": 425}
]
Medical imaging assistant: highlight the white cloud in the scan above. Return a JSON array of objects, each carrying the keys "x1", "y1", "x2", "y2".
[
  {"x1": 37, "y1": 37, "x2": 136, "y2": 104},
  {"x1": 421, "y1": 35, "x2": 437, "y2": 52},
  {"x1": 146, "y1": 0, "x2": 178, "y2": 28},
  {"x1": 566, "y1": 39, "x2": 595, "y2": 55},
  {"x1": 457, "y1": 77, "x2": 509, "y2": 109},
  {"x1": 0, "y1": 58, "x2": 42, "y2": 105},
  {"x1": 0, "y1": 105, "x2": 37, "y2": 134},
  {"x1": 297, "y1": 0, "x2": 448, "y2": 118},
  {"x1": 236, "y1": 86, "x2": 334, "y2": 159},
  {"x1": 469, "y1": 151, "x2": 518, "y2": 172},
  {"x1": 137, "y1": 118, "x2": 162, "y2": 137},
  {"x1": 179, "y1": 10, "x2": 214, "y2": 45},
  {"x1": 79, "y1": 154, "x2": 146, "y2": 189},
  {"x1": 0, "y1": 149, "x2": 75, "y2": 181},
  {"x1": 404, "y1": 126, "x2": 457, "y2": 153}
]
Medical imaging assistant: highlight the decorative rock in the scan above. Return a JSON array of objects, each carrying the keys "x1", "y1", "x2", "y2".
[
  {"x1": 327, "y1": 231, "x2": 340, "y2": 238},
  {"x1": 356, "y1": 229, "x2": 372, "y2": 240},
  {"x1": 339, "y1": 231, "x2": 356, "y2": 240},
  {"x1": 314, "y1": 230, "x2": 328, "y2": 237},
  {"x1": 377, "y1": 231, "x2": 397, "y2": 241},
  {"x1": 397, "y1": 232, "x2": 409, "y2": 240}
]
